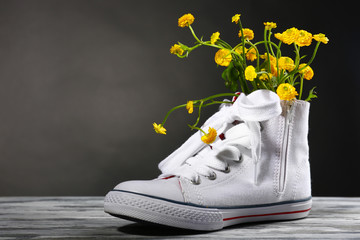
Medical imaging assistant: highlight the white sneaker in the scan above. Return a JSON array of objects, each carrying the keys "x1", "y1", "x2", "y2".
[{"x1": 104, "y1": 90, "x2": 312, "y2": 231}]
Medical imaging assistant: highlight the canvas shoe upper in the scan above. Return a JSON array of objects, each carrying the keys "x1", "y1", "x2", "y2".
[{"x1": 104, "y1": 90, "x2": 312, "y2": 231}]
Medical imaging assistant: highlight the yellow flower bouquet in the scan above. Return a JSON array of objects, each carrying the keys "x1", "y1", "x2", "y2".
[{"x1": 154, "y1": 13, "x2": 328, "y2": 143}]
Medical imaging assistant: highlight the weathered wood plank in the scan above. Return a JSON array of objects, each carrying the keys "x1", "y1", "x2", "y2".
[{"x1": 0, "y1": 197, "x2": 359, "y2": 239}]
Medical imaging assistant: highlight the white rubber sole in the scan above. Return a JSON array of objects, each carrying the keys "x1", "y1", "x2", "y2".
[{"x1": 104, "y1": 190, "x2": 312, "y2": 231}]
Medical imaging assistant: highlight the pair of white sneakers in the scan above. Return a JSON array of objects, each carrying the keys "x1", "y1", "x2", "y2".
[{"x1": 104, "y1": 90, "x2": 312, "y2": 231}]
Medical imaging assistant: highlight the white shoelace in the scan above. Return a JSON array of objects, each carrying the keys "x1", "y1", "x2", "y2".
[
  {"x1": 158, "y1": 90, "x2": 282, "y2": 184},
  {"x1": 167, "y1": 123, "x2": 250, "y2": 184}
]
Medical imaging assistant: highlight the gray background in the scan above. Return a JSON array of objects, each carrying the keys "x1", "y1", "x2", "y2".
[{"x1": 0, "y1": 0, "x2": 358, "y2": 196}]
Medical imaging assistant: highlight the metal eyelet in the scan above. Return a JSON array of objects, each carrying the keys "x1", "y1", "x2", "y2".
[
  {"x1": 221, "y1": 164, "x2": 231, "y2": 173},
  {"x1": 206, "y1": 172, "x2": 217, "y2": 180},
  {"x1": 190, "y1": 177, "x2": 201, "y2": 185}
]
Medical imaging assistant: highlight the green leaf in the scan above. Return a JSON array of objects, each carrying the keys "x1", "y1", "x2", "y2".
[
  {"x1": 221, "y1": 63, "x2": 240, "y2": 91},
  {"x1": 305, "y1": 86, "x2": 318, "y2": 102},
  {"x1": 230, "y1": 81, "x2": 239, "y2": 92},
  {"x1": 222, "y1": 63, "x2": 239, "y2": 82}
]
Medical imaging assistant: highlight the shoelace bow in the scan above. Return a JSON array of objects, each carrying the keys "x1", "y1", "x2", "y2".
[{"x1": 158, "y1": 90, "x2": 282, "y2": 185}]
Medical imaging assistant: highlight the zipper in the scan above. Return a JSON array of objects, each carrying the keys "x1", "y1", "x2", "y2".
[{"x1": 279, "y1": 105, "x2": 293, "y2": 193}]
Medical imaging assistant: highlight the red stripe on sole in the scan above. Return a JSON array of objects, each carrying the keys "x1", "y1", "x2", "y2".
[{"x1": 223, "y1": 208, "x2": 311, "y2": 221}]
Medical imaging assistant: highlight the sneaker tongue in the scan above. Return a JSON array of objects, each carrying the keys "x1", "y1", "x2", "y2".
[
  {"x1": 209, "y1": 123, "x2": 251, "y2": 162},
  {"x1": 222, "y1": 123, "x2": 251, "y2": 149}
]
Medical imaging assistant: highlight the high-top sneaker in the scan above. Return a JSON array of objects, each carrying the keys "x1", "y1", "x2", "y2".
[{"x1": 104, "y1": 90, "x2": 312, "y2": 231}]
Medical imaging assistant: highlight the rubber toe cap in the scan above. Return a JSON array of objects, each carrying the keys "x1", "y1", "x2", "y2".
[{"x1": 113, "y1": 177, "x2": 185, "y2": 203}]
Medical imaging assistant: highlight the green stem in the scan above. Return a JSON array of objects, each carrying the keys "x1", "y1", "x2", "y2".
[
  {"x1": 199, "y1": 41, "x2": 244, "y2": 62},
  {"x1": 263, "y1": 29, "x2": 271, "y2": 73},
  {"x1": 217, "y1": 39, "x2": 232, "y2": 49},
  {"x1": 268, "y1": 31, "x2": 275, "y2": 56},
  {"x1": 242, "y1": 75, "x2": 250, "y2": 94},
  {"x1": 276, "y1": 41, "x2": 282, "y2": 58},
  {"x1": 306, "y1": 41, "x2": 321, "y2": 66},
  {"x1": 161, "y1": 103, "x2": 187, "y2": 126},
  {"x1": 203, "y1": 101, "x2": 233, "y2": 107},
  {"x1": 269, "y1": 81, "x2": 275, "y2": 92},
  {"x1": 253, "y1": 40, "x2": 281, "y2": 51},
  {"x1": 279, "y1": 73, "x2": 291, "y2": 84},
  {"x1": 182, "y1": 43, "x2": 202, "y2": 57},
  {"x1": 202, "y1": 93, "x2": 239, "y2": 102},
  {"x1": 191, "y1": 100, "x2": 204, "y2": 129},
  {"x1": 188, "y1": 25, "x2": 201, "y2": 43},
  {"x1": 276, "y1": 41, "x2": 282, "y2": 83},
  {"x1": 246, "y1": 41, "x2": 260, "y2": 71},
  {"x1": 189, "y1": 125, "x2": 207, "y2": 135},
  {"x1": 257, "y1": 78, "x2": 269, "y2": 90},
  {"x1": 250, "y1": 79, "x2": 257, "y2": 90},
  {"x1": 189, "y1": 93, "x2": 238, "y2": 129},
  {"x1": 238, "y1": 19, "x2": 247, "y2": 68},
  {"x1": 299, "y1": 75, "x2": 304, "y2": 100},
  {"x1": 202, "y1": 42, "x2": 222, "y2": 49},
  {"x1": 294, "y1": 43, "x2": 301, "y2": 69},
  {"x1": 297, "y1": 41, "x2": 321, "y2": 72},
  {"x1": 239, "y1": 80, "x2": 245, "y2": 93},
  {"x1": 257, "y1": 70, "x2": 275, "y2": 90},
  {"x1": 292, "y1": 74, "x2": 301, "y2": 86}
]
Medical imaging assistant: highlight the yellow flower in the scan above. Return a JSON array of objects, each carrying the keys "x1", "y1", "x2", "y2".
[
  {"x1": 299, "y1": 64, "x2": 314, "y2": 80},
  {"x1": 214, "y1": 49, "x2": 232, "y2": 67},
  {"x1": 238, "y1": 28, "x2": 254, "y2": 40},
  {"x1": 295, "y1": 30, "x2": 312, "y2": 47},
  {"x1": 245, "y1": 65, "x2": 257, "y2": 81},
  {"x1": 232, "y1": 14, "x2": 241, "y2": 24},
  {"x1": 276, "y1": 27, "x2": 299, "y2": 45},
  {"x1": 210, "y1": 32, "x2": 220, "y2": 44},
  {"x1": 259, "y1": 69, "x2": 272, "y2": 81},
  {"x1": 178, "y1": 13, "x2": 195, "y2": 28},
  {"x1": 153, "y1": 123, "x2": 167, "y2": 135},
  {"x1": 235, "y1": 46, "x2": 257, "y2": 61},
  {"x1": 264, "y1": 22, "x2": 277, "y2": 30},
  {"x1": 186, "y1": 101, "x2": 194, "y2": 114},
  {"x1": 201, "y1": 127, "x2": 217, "y2": 144},
  {"x1": 260, "y1": 53, "x2": 278, "y2": 76},
  {"x1": 276, "y1": 83, "x2": 298, "y2": 101},
  {"x1": 246, "y1": 47, "x2": 257, "y2": 62},
  {"x1": 235, "y1": 46, "x2": 246, "y2": 55},
  {"x1": 260, "y1": 53, "x2": 276, "y2": 62},
  {"x1": 313, "y1": 33, "x2": 329, "y2": 44},
  {"x1": 278, "y1": 57, "x2": 295, "y2": 72},
  {"x1": 274, "y1": 33, "x2": 283, "y2": 41},
  {"x1": 170, "y1": 44, "x2": 184, "y2": 55}
]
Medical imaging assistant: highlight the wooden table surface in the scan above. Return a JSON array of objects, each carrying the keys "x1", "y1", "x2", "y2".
[{"x1": 1, "y1": 197, "x2": 359, "y2": 239}]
